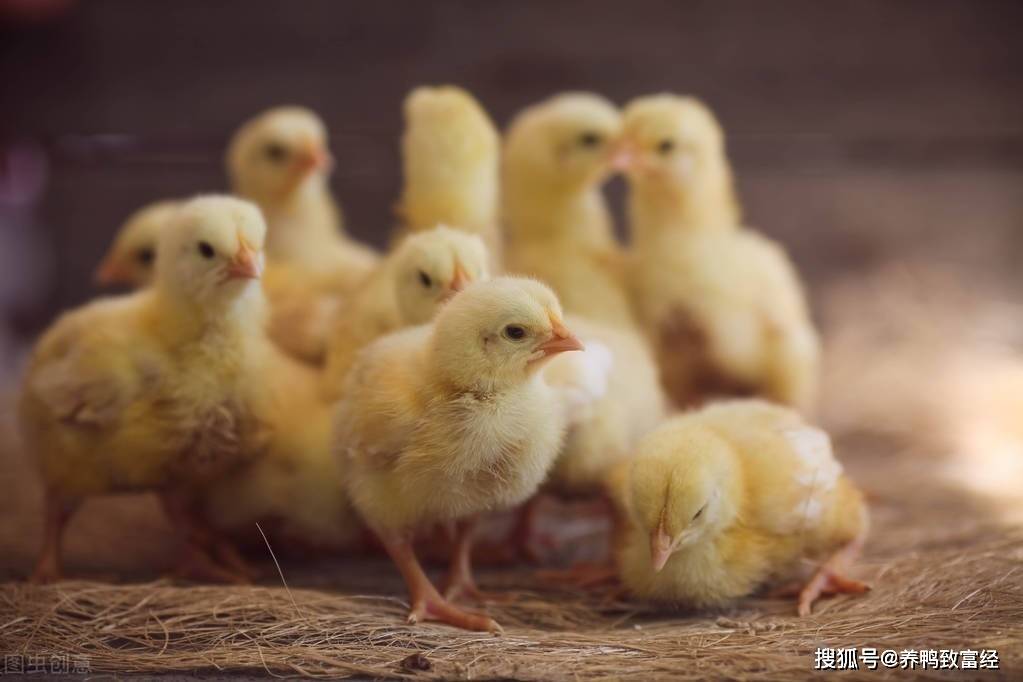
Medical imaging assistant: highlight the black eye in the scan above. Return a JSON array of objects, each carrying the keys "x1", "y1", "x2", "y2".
[
  {"x1": 418, "y1": 270, "x2": 432, "y2": 287},
  {"x1": 693, "y1": 505, "x2": 706, "y2": 521},
  {"x1": 198, "y1": 241, "x2": 215, "y2": 259},
  {"x1": 578, "y1": 131, "x2": 602, "y2": 148},
  {"x1": 657, "y1": 139, "x2": 676, "y2": 155},
  {"x1": 503, "y1": 324, "x2": 527, "y2": 340},
  {"x1": 136, "y1": 247, "x2": 155, "y2": 266},
  {"x1": 264, "y1": 142, "x2": 289, "y2": 163}
]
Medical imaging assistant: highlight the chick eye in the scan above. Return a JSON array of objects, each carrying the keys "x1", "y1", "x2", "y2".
[
  {"x1": 503, "y1": 324, "x2": 527, "y2": 341},
  {"x1": 578, "y1": 131, "x2": 603, "y2": 148},
  {"x1": 264, "y1": 142, "x2": 289, "y2": 163},
  {"x1": 418, "y1": 270, "x2": 432, "y2": 288},
  {"x1": 197, "y1": 241, "x2": 216, "y2": 259},
  {"x1": 657, "y1": 139, "x2": 676, "y2": 155},
  {"x1": 136, "y1": 247, "x2": 155, "y2": 266},
  {"x1": 692, "y1": 505, "x2": 706, "y2": 521}
]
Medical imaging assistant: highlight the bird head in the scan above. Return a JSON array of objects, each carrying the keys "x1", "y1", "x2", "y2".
[
  {"x1": 430, "y1": 277, "x2": 584, "y2": 392},
  {"x1": 616, "y1": 94, "x2": 728, "y2": 194},
  {"x1": 628, "y1": 424, "x2": 737, "y2": 572},
  {"x1": 504, "y1": 92, "x2": 623, "y2": 190},
  {"x1": 391, "y1": 225, "x2": 491, "y2": 325},
  {"x1": 94, "y1": 199, "x2": 180, "y2": 288},
  {"x1": 155, "y1": 195, "x2": 266, "y2": 306},
  {"x1": 226, "y1": 106, "x2": 333, "y2": 204}
]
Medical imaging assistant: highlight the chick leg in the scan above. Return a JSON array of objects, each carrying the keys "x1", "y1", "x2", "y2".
[
  {"x1": 443, "y1": 518, "x2": 513, "y2": 604},
  {"x1": 797, "y1": 534, "x2": 870, "y2": 616},
  {"x1": 377, "y1": 528, "x2": 501, "y2": 633},
  {"x1": 29, "y1": 491, "x2": 79, "y2": 584},
  {"x1": 158, "y1": 492, "x2": 249, "y2": 584}
]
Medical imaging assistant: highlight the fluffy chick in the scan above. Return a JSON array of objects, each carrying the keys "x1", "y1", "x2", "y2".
[
  {"x1": 334, "y1": 277, "x2": 584, "y2": 632},
  {"x1": 20, "y1": 196, "x2": 273, "y2": 583},
  {"x1": 611, "y1": 399, "x2": 869, "y2": 616},
  {"x1": 94, "y1": 199, "x2": 181, "y2": 288},
  {"x1": 322, "y1": 225, "x2": 489, "y2": 398},
  {"x1": 394, "y1": 85, "x2": 502, "y2": 265},
  {"x1": 227, "y1": 107, "x2": 379, "y2": 364},
  {"x1": 621, "y1": 95, "x2": 820, "y2": 410},
  {"x1": 502, "y1": 93, "x2": 636, "y2": 328}
]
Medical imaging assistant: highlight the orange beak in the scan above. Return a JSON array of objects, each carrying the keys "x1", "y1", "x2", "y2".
[
  {"x1": 226, "y1": 241, "x2": 263, "y2": 280},
  {"x1": 449, "y1": 263, "x2": 470, "y2": 293},
  {"x1": 650, "y1": 518, "x2": 674, "y2": 573},
  {"x1": 296, "y1": 144, "x2": 333, "y2": 174},
  {"x1": 608, "y1": 139, "x2": 637, "y2": 172},
  {"x1": 94, "y1": 255, "x2": 133, "y2": 287},
  {"x1": 534, "y1": 317, "x2": 584, "y2": 359}
]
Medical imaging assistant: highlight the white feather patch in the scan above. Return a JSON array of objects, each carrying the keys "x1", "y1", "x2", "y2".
[
  {"x1": 784, "y1": 426, "x2": 842, "y2": 490},
  {"x1": 542, "y1": 339, "x2": 614, "y2": 423}
]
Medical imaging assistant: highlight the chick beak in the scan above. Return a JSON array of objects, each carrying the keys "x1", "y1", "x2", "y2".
[
  {"x1": 650, "y1": 519, "x2": 674, "y2": 573},
  {"x1": 608, "y1": 140, "x2": 637, "y2": 172},
  {"x1": 297, "y1": 145, "x2": 333, "y2": 174},
  {"x1": 535, "y1": 318, "x2": 584, "y2": 358},
  {"x1": 441, "y1": 263, "x2": 468, "y2": 300},
  {"x1": 226, "y1": 242, "x2": 263, "y2": 280},
  {"x1": 93, "y1": 256, "x2": 131, "y2": 287}
]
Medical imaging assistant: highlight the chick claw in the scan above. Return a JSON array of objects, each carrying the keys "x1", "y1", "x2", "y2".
[
  {"x1": 408, "y1": 594, "x2": 503, "y2": 634},
  {"x1": 797, "y1": 570, "x2": 870, "y2": 616},
  {"x1": 171, "y1": 543, "x2": 250, "y2": 585}
]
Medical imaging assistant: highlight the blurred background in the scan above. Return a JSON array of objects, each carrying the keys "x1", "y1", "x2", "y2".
[{"x1": 0, "y1": 0, "x2": 1021, "y2": 580}]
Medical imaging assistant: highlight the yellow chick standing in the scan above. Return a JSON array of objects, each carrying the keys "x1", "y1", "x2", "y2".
[
  {"x1": 20, "y1": 196, "x2": 272, "y2": 583},
  {"x1": 620, "y1": 95, "x2": 820, "y2": 411},
  {"x1": 394, "y1": 85, "x2": 502, "y2": 267},
  {"x1": 322, "y1": 225, "x2": 489, "y2": 398},
  {"x1": 610, "y1": 399, "x2": 869, "y2": 616},
  {"x1": 334, "y1": 277, "x2": 584, "y2": 632},
  {"x1": 502, "y1": 93, "x2": 637, "y2": 328}
]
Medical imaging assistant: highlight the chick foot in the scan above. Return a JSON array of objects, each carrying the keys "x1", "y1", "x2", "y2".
[
  {"x1": 380, "y1": 528, "x2": 501, "y2": 633},
  {"x1": 29, "y1": 492, "x2": 79, "y2": 584},
  {"x1": 171, "y1": 542, "x2": 250, "y2": 585},
  {"x1": 536, "y1": 561, "x2": 619, "y2": 590},
  {"x1": 797, "y1": 536, "x2": 870, "y2": 616},
  {"x1": 443, "y1": 518, "x2": 513, "y2": 604}
]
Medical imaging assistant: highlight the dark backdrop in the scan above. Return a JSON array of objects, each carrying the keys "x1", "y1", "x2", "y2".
[{"x1": 1, "y1": 0, "x2": 1022, "y2": 339}]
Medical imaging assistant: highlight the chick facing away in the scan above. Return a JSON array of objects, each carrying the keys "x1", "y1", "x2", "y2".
[
  {"x1": 94, "y1": 199, "x2": 181, "y2": 288},
  {"x1": 611, "y1": 399, "x2": 869, "y2": 616},
  {"x1": 334, "y1": 276, "x2": 584, "y2": 632},
  {"x1": 620, "y1": 95, "x2": 820, "y2": 410},
  {"x1": 395, "y1": 85, "x2": 502, "y2": 265},
  {"x1": 502, "y1": 92, "x2": 637, "y2": 328},
  {"x1": 20, "y1": 195, "x2": 273, "y2": 583},
  {"x1": 322, "y1": 225, "x2": 489, "y2": 397}
]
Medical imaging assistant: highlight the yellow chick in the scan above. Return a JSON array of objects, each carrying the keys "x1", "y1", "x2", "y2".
[
  {"x1": 322, "y1": 225, "x2": 489, "y2": 398},
  {"x1": 620, "y1": 95, "x2": 820, "y2": 410},
  {"x1": 228, "y1": 107, "x2": 379, "y2": 363},
  {"x1": 611, "y1": 399, "x2": 869, "y2": 616},
  {"x1": 19, "y1": 195, "x2": 273, "y2": 583},
  {"x1": 334, "y1": 277, "x2": 584, "y2": 632},
  {"x1": 94, "y1": 199, "x2": 181, "y2": 288},
  {"x1": 502, "y1": 93, "x2": 636, "y2": 328},
  {"x1": 394, "y1": 85, "x2": 502, "y2": 266}
]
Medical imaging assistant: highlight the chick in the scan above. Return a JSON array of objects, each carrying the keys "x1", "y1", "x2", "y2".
[
  {"x1": 620, "y1": 95, "x2": 819, "y2": 410},
  {"x1": 322, "y1": 225, "x2": 489, "y2": 398},
  {"x1": 334, "y1": 277, "x2": 584, "y2": 631},
  {"x1": 394, "y1": 85, "x2": 502, "y2": 266},
  {"x1": 611, "y1": 399, "x2": 869, "y2": 616},
  {"x1": 227, "y1": 106, "x2": 381, "y2": 363},
  {"x1": 502, "y1": 93, "x2": 636, "y2": 328},
  {"x1": 94, "y1": 199, "x2": 180, "y2": 287},
  {"x1": 19, "y1": 195, "x2": 273, "y2": 583}
]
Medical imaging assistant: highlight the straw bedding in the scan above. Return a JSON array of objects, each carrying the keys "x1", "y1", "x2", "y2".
[{"x1": 1, "y1": 267, "x2": 1021, "y2": 679}]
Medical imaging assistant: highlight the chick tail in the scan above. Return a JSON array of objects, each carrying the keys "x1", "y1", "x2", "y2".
[{"x1": 762, "y1": 316, "x2": 820, "y2": 412}]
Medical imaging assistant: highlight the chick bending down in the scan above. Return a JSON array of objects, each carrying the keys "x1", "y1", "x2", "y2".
[
  {"x1": 610, "y1": 399, "x2": 869, "y2": 616},
  {"x1": 333, "y1": 277, "x2": 584, "y2": 632},
  {"x1": 20, "y1": 196, "x2": 278, "y2": 583},
  {"x1": 322, "y1": 225, "x2": 489, "y2": 399},
  {"x1": 394, "y1": 85, "x2": 502, "y2": 268},
  {"x1": 621, "y1": 95, "x2": 819, "y2": 410},
  {"x1": 227, "y1": 106, "x2": 378, "y2": 362},
  {"x1": 502, "y1": 93, "x2": 636, "y2": 328}
]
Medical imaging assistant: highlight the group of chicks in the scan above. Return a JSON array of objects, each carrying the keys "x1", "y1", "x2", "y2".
[{"x1": 19, "y1": 86, "x2": 869, "y2": 633}]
